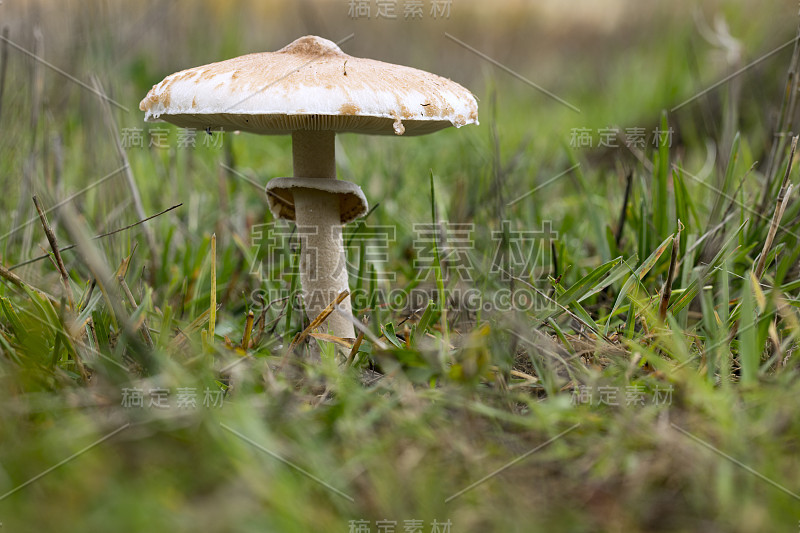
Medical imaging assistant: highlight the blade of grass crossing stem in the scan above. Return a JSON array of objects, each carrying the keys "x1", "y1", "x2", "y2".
[{"x1": 430, "y1": 170, "x2": 448, "y2": 353}]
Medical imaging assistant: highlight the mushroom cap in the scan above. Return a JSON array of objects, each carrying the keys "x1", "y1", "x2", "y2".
[
  {"x1": 139, "y1": 35, "x2": 479, "y2": 136},
  {"x1": 265, "y1": 177, "x2": 368, "y2": 224}
]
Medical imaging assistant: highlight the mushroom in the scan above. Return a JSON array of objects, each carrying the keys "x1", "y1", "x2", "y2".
[{"x1": 140, "y1": 35, "x2": 479, "y2": 340}]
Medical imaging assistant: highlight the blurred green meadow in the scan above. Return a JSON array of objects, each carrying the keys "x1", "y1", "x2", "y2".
[{"x1": 1, "y1": 0, "x2": 800, "y2": 531}]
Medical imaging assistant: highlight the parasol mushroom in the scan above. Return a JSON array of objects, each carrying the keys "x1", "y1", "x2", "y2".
[{"x1": 140, "y1": 35, "x2": 478, "y2": 340}]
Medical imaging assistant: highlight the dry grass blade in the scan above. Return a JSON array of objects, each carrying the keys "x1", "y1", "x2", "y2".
[
  {"x1": 277, "y1": 290, "x2": 350, "y2": 371},
  {"x1": 509, "y1": 369, "x2": 539, "y2": 382},
  {"x1": 32, "y1": 195, "x2": 75, "y2": 310},
  {"x1": 308, "y1": 332, "x2": 354, "y2": 349},
  {"x1": 755, "y1": 135, "x2": 797, "y2": 280},
  {"x1": 346, "y1": 327, "x2": 366, "y2": 367}
]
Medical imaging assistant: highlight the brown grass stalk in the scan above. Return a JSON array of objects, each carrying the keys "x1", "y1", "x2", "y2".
[
  {"x1": 754, "y1": 135, "x2": 797, "y2": 280},
  {"x1": 32, "y1": 195, "x2": 75, "y2": 309}
]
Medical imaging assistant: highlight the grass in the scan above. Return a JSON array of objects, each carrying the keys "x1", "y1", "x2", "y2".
[{"x1": 2, "y1": 1, "x2": 800, "y2": 531}]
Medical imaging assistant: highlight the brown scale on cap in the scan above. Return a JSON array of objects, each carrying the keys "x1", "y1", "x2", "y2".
[{"x1": 339, "y1": 103, "x2": 360, "y2": 116}]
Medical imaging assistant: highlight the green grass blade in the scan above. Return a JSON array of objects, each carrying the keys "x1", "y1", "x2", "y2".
[{"x1": 607, "y1": 234, "x2": 673, "y2": 329}]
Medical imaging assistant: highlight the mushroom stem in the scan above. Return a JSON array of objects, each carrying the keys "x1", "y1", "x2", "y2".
[
  {"x1": 293, "y1": 130, "x2": 336, "y2": 178},
  {"x1": 291, "y1": 130, "x2": 356, "y2": 339}
]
